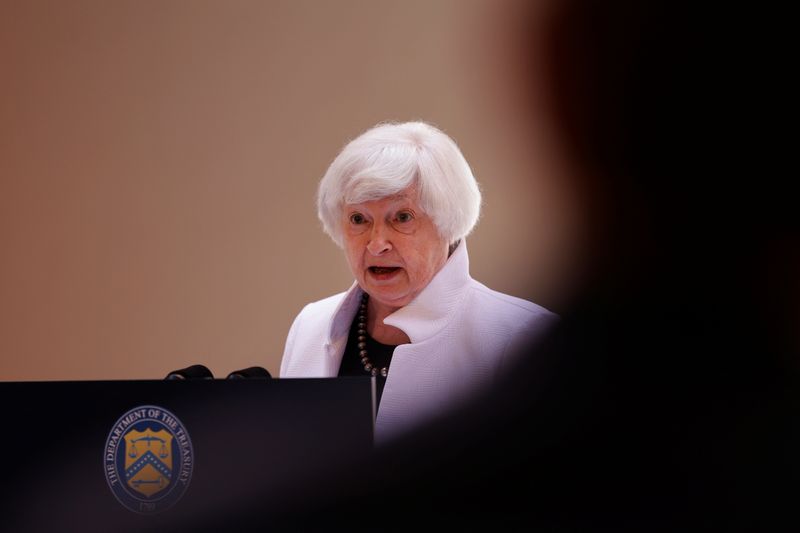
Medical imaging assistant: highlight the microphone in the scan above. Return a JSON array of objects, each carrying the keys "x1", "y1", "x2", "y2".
[
  {"x1": 165, "y1": 364, "x2": 215, "y2": 380},
  {"x1": 226, "y1": 366, "x2": 272, "y2": 380}
]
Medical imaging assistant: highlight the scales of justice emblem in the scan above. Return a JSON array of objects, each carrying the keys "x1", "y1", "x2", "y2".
[
  {"x1": 104, "y1": 405, "x2": 194, "y2": 514},
  {"x1": 123, "y1": 428, "x2": 174, "y2": 496}
]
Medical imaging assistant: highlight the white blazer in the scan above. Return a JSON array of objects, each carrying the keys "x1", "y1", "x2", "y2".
[{"x1": 280, "y1": 242, "x2": 558, "y2": 445}]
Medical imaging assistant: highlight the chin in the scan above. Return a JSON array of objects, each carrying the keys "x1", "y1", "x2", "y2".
[{"x1": 367, "y1": 289, "x2": 412, "y2": 309}]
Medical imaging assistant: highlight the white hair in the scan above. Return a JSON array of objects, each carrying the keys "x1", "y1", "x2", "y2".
[{"x1": 317, "y1": 121, "x2": 482, "y2": 248}]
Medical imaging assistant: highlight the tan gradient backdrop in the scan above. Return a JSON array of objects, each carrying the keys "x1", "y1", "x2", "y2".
[{"x1": 0, "y1": 0, "x2": 586, "y2": 381}]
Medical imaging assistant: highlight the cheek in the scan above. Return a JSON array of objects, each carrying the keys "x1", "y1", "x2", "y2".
[
  {"x1": 407, "y1": 241, "x2": 446, "y2": 280},
  {"x1": 342, "y1": 244, "x2": 362, "y2": 272},
  {"x1": 347, "y1": 249, "x2": 362, "y2": 268}
]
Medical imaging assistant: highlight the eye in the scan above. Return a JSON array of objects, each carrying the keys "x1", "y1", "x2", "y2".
[
  {"x1": 349, "y1": 213, "x2": 366, "y2": 225},
  {"x1": 395, "y1": 211, "x2": 414, "y2": 223}
]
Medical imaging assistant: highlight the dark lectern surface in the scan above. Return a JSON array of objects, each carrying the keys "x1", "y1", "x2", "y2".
[{"x1": 0, "y1": 377, "x2": 374, "y2": 533}]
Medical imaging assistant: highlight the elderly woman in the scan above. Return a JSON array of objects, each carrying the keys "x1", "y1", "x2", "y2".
[{"x1": 280, "y1": 121, "x2": 557, "y2": 444}]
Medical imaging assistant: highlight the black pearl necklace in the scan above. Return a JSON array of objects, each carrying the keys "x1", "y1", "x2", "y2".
[{"x1": 357, "y1": 293, "x2": 389, "y2": 377}]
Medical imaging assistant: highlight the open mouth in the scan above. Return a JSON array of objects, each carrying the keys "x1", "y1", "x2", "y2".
[{"x1": 369, "y1": 266, "x2": 401, "y2": 275}]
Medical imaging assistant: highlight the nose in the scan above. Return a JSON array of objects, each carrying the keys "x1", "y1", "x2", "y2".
[{"x1": 366, "y1": 221, "x2": 392, "y2": 256}]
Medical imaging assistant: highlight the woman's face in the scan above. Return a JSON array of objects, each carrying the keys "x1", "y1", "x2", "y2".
[{"x1": 342, "y1": 188, "x2": 449, "y2": 313}]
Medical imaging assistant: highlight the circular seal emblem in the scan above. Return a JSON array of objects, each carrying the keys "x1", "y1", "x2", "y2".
[{"x1": 104, "y1": 405, "x2": 194, "y2": 514}]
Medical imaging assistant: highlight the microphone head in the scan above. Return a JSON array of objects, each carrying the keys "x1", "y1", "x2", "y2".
[
  {"x1": 165, "y1": 364, "x2": 215, "y2": 380},
  {"x1": 226, "y1": 366, "x2": 272, "y2": 380}
]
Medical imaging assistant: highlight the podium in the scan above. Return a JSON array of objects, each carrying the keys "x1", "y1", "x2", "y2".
[{"x1": 0, "y1": 377, "x2": 375, "y2": 532}]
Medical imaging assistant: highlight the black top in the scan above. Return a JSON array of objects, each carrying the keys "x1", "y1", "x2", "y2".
[{"x1": 337, "y1": 312, "x2": 397, "y2": 408}]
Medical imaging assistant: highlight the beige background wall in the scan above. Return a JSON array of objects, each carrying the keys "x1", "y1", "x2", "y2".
[{"x1": 0, "y1": 0, "x2": 584, "y2": 381}]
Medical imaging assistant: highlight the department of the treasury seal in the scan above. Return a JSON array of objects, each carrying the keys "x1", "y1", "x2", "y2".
[{"x1": 104, "y1": 405, "x2": 194, "y2": 514}]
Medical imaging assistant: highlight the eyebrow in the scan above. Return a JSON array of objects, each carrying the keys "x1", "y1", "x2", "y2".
[{"x1": 347, "y1": 194, "x2": 415, "y2": 209}]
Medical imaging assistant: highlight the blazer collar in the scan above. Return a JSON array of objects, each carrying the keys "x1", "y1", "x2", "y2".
[{"x1": 327, "y1": 281, "x2": 364, "y2": 345}]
